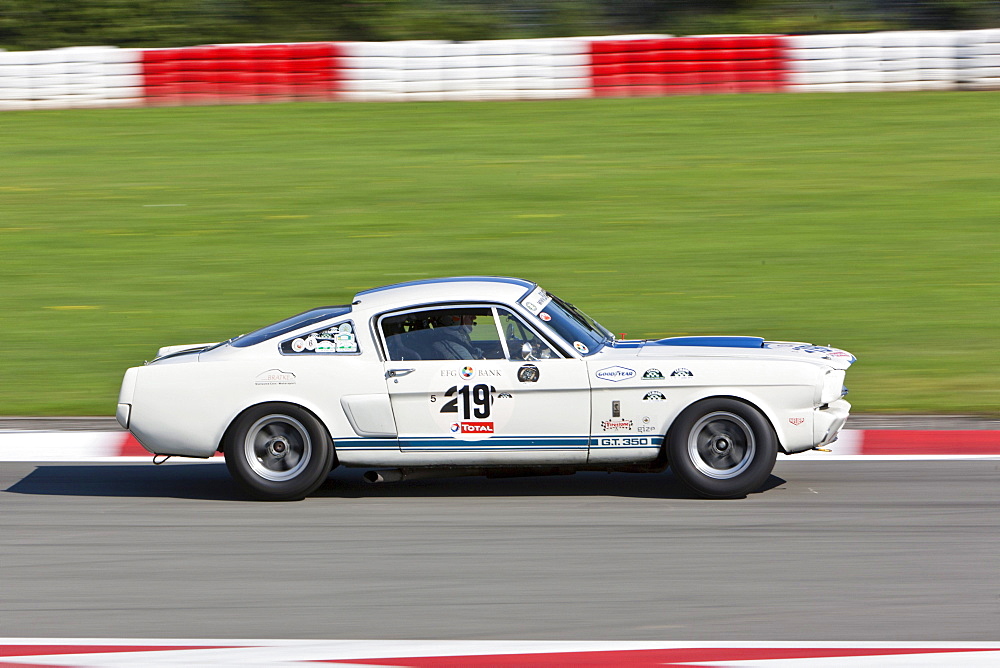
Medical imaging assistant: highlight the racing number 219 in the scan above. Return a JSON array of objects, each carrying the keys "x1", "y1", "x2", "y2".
[{"x1": 434, "y1": 384, "x2": 495, "y2": 419}]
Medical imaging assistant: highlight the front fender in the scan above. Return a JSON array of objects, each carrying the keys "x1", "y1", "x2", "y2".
[{"x1": 666, "y1": 386, "x2": 815, "y2": 454}]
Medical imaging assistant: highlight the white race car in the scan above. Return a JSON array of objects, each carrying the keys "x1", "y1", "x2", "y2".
[{"x1": 116, "y1": 277, "x2": 854, "y2": 500}]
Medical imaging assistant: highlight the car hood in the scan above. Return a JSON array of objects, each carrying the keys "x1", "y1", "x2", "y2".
[{"x1": 599, "y1": 336, "x2": 856, "y2": 370}]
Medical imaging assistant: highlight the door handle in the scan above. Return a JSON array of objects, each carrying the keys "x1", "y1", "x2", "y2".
[{"x1": 386, "y1": 368, "x2": 416, "y2": 378}]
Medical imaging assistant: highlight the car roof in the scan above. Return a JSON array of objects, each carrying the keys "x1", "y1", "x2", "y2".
[{"x1": 352, "y1": 276, "x2": 537, "y2": 312}]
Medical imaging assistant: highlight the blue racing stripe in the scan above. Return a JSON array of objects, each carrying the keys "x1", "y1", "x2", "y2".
[{"x1": 336, "y1": 435, "x2": 663, "y2": 450}]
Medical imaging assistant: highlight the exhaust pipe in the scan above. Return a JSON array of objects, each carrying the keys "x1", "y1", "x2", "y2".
[{"x1": 363, "y1": 469, "x2": 406, "y2": 484}]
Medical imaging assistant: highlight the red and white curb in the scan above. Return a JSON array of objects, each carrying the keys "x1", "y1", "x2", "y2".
[
  {"x1": 0, "y1": 429, "x2": 998, "y2": 462},
  {"x1": 2, "y1": 640, "x2": 999, "y2": 667}
]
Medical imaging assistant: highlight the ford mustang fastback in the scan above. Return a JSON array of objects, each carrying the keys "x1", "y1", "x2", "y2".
[{"x1": 116, "y1": 276, "x2": 854, "y2": 500}]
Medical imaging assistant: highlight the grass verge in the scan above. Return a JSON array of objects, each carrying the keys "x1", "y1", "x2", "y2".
[{"x1": 2, "y1": 92, "x2": 998, "y2": 415}]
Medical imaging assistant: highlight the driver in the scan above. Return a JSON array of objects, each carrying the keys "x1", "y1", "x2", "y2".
[{"x1": 430, "y1": 312, "x2": 483, "y2": 360}]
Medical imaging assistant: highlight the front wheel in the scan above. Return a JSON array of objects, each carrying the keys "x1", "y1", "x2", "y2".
[
  {"x1": 667, "y1": 399, "x2": 777, "y2": 499},
  {"x1": 224, "y1": 403, "x2": 335, "y2": 501}
]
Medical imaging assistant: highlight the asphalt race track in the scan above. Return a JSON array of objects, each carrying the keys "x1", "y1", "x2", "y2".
[{"x1": 2, "y1": 459, "x2": 998, "y2": 641}]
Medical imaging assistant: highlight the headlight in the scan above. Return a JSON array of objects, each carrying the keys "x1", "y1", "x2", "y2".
[{"x1": 820, "y1": 369, "x2": 847, "y2": 406}]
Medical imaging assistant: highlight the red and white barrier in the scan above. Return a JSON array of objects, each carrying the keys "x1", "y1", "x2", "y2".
[
  {"x1": 0, "y1": 428, "x2": 996, "y2": 462},
  {"x1": 590, "y1": 34, "x2": 786, "y2": 97},
  {"x1": 338, "y1": 38, "x2": 590, "y2": 102},
  {"x1": 958, "y1": 28, "x2": 1000, "y2": 90},
  {"x1": 787, "y1": 30, "x2": 962, "y2": 93},
  {"x1": 1, "y1": 30, "x2": 999, "y2": 111},
  {"x1": 0, "y1": 46, "x2": 142, "y2": 110},
  {"x1": 140, "y1": 42, "x2": 341, "y2": 106}
]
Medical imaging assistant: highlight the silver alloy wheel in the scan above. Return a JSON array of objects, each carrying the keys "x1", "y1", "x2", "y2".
[
  {"x1": 687, "y1": 411, "x2": 756, "y2": 479},
  {"x1": 243, "y1": 414, "x2": 312, "y2": 482}
]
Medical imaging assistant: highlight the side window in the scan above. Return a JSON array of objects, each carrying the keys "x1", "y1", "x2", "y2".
[
  {"x1": 280, "y1": 322, "x2": 359, "y2": 355},
  {"x1": 381, "y1": 307, "x2": 505, "y2": 361},
  {"x1": 497, "y1": 309, "x2": 559, "y2": 361}
]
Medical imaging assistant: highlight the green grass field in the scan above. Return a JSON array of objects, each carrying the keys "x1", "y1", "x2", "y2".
[{"x1": 2, "y1": 92, "x2": 998, "y2": 415}]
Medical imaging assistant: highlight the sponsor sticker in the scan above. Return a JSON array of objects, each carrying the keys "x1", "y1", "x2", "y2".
[
  {"x1": 539, "y1": 312, "x2": 552, "y2": 322},
  {"x1": 642, "y1": 369, "x2": 664, "y2": 380},
  {"x1": 671, "y1": 368, "x2": 693, "y2": 377},
  {"x1": 283, "y1": 321, "x2": 358, "y2": 355},
  {"x1": 517, "y1": 364, "x2": 540, "y2": 383},
  {"x1": 643, "y1": 391, "x2": 666, "y2": 401},
  {"x1": 601, "y1": 419, "x2": 634, "y2": 431},
  {"x1": 789, "y1": 417, "x2": 806, "y2": 426},
  {"x1": 453, "y1": 421, "x2": 494, "y2": 434},
  {"x1": 445, "y1": 368, "x2": 501, "y2": 378},
  {"x1": 595, "y1": 366, "x2": 636, "y2": 382},
  {"x1": 638, "y1": 416, "x2": 656, "y2": 433},
  {"x1": 335, "y1": 333, "x2": 357, "y2": 353},
  {"x1": 766, "y1": 343, "x2": 855, "y2": 362},
  {"x1": 574, "y1": 341, "x2": 589, "y2": 354},
  {"x1": 254, "y1": 369, "x2": 296, "y2": 386},
  {"x1": 520, "y1": 286, "x2": 552, "y2": 315}
]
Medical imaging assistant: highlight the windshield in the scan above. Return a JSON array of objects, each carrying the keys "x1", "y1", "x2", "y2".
[
  {"x1": 230, "y1": 305, "x2": 352, "y2": 349},
  {"x1": 522, "y1": 288, "x2": 612, "y2": 355}
]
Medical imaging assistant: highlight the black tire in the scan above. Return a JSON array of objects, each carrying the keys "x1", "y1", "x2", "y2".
[
  {"x1": 224, "y1": 403, "x2": 335, "y2": 501},
  {"x1": 667, "y1": 398, "x2": 778, "y2": 499}
]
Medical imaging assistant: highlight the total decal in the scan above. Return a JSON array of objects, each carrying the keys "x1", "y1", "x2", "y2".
[
  {"x1": 431, "y1": 382, "x2": 514, "y2": 441},
  {"x1": 451, "y1": 421, "x2": 494, "y2": 434}
]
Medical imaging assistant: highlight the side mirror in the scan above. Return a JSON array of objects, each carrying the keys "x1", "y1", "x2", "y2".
[{"x1": 521, "y1": 342, "x2": 536, "y2": 361}]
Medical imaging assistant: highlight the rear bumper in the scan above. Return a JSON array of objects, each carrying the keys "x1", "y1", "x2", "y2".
[{"x1": 115, "y1": 403, "x2": 131, "y2": 429}]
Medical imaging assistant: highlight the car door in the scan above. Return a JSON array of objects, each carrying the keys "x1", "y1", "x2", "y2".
[{"x1": 379, "y1": 304, "x2": 590, "y2": 464}]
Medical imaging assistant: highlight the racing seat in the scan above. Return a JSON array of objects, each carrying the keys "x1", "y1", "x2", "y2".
[
  {"x1": 429, "y1": 336, "x2": 480, "y2": 360},
  {"x1": 386, "y1": 335, "x2": 422, "y2": 361}
]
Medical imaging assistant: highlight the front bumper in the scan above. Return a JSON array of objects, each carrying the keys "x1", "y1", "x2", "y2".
[{"x1": 815, "y1": 399, "x2": 851, "y2": 448}]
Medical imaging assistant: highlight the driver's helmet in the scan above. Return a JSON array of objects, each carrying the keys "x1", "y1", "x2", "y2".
[{"x1": 436, "y1": 312, "x2": 476, "y2": 335}]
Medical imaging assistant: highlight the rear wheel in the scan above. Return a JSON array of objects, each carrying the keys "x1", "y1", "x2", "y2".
[
  {"x1": 667, "y1": 398, "x2": 777, "y2": 499},
  {"x1": 224, "y1": 403, "x2": 334, "y2": 501}
]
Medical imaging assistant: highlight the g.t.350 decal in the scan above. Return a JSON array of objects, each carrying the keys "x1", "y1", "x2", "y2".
[{"x1": 598, "y1": 437, "x2": 651, "y2": 447}]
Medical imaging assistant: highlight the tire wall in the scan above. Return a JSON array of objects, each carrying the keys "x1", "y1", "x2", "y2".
[{"x1": 1, "y1": 30, "x2": 998, "y2": 110}]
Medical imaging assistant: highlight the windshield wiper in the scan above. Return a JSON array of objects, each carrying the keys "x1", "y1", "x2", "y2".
[{"x1": 552, "y1": 295, "x2": 614, "y2": 343}]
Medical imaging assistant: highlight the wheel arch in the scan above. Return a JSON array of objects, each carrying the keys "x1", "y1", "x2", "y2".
[
  {"x1": 664, "y1": 393, "x2": 783, "y2": 455},
  {"x1": 217, "y1": 400, "x2": 336, "y2": 457}
]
